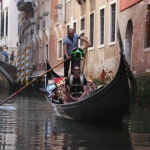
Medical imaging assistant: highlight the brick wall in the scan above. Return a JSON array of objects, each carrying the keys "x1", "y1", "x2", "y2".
[
  {"x1": 119, "y1": 0, "x2": 150, "y2": 75},
  {"x1": 120, "y1": 0, "x2": 142, "y2": 11}
]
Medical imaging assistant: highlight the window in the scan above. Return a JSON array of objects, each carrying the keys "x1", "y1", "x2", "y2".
[
  {"x1": 18, "y1": 25, "x2": 20, "y2": 36},
  {"x1": 73, "y1": 22, "x2": 76, "y2": 33},
  {"x1": 58, "y1": 40, "x2": 62, "y2": 59},
  {"x1": 39, "y1": 46, "x2": 42, "y2": 63},
  {"x1": 81, "y1": 18, "x2": 85, "y2": 30},
  {"x1": 1, "y1": 0, "x2": 3, "y2": 10},
  {"x1": 45, "y1": 44, "x2": 48, "y2": 60},
  {"x1": 99, "y1": 8, "x2": 105, "y2": 45},
  {"x1": 6, "y1": 10, "x2": 8, "y2": 35},
  {"x1": 146, "y1": 5, "x2": 150, "y2": 47},
  {"x1": 40, "y1": 2, "x2": 44, "y2": 29},
  {"x1": 110, "y1": 3, "x2": 116, "y2": 42},
  {"x1": 1, "y1": 12, "x2": 4, "y2": 37},
  {"x1": 90, "y1": 13, "x2": 94, "y2": 47},
  {"x1": 80, "y1": 33, "x2": 85, "y2": 47}
]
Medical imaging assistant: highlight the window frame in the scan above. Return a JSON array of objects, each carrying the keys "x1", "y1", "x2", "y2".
[
  {"x1": 57, "y1": 38, "x2": 63, "y2": 60},
  {"x1": 98, "y1": 5, "x2": 106, "y2": 48},
  {"x1": 6, "y1": 9, "x2": 8, "y2": 36},
  {"x1": 44, "y1": 43, "x2": 49, "y2": 61},
  {"x1": 109, "y1": 0, "x2": 117, "y2": 46},
  {"x1": 80, "y1": 16, "x2": 86, "y2": 32},
  {"x1": 1, "y1": 12, "x2": 4, "y2": 37},
  {"x1": 88, "y1": 10, "x2": 95, "y2": 50},
  {"x1": 39, "y1": 45, "x2": 43, "y2": 63},
  {"x1": 73, "y1": 20, "x2": 77, "y2": 33}
]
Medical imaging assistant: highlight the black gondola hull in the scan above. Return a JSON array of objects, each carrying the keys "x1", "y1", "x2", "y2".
[{"x1": 45, "y1": 53, "x2": 136, "y2": 122}]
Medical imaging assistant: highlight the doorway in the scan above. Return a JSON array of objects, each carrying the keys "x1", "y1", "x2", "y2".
[{"x1": 125, "y1": 20, "x2": 133, "y2": 68}]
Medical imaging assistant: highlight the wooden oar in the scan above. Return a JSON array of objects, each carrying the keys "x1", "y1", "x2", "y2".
[{"x1": 0, "y1": 59, "x2": 68, "y2": 106}]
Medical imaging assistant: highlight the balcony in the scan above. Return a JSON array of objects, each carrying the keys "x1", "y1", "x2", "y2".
[
  {"x1": 17, "y1": 0, "x2": 33, "y2": 11},
  {"x1": 54, "y1": 13, "x2": 64, "y2": 24}
]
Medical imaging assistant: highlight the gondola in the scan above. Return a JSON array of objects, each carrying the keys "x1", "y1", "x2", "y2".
[{"x1": 37, "y1": 27, "x2": 137, "y2": 122}]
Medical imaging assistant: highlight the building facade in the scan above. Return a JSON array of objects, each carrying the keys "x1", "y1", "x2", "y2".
[
  {"x1": 48, "y1": 0, "x2": 65, "y2": 74},
  {"x1": 17, "y1": 0, "x2": 150, "y2": 84},
  {"x1": 119, "y1": 0, "x2": 150, "y2": 75},
  {"x1": 16, "y1": 0, "x2": 123, "y2": 83},
  {"x1": 16, "y1": 0, "x2": 66, "y2": 84},
  {"x1": 65, "y1": 0, "x2": 121, "y2": 78},
  {"x1": 0, "y1": 0, "x2": 19, "y2": 57},
  {"x1": 16, "y1": 0, "x2": 35, "y2": 84}
]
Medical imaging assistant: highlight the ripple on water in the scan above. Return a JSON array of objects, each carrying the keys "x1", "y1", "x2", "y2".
[{"x1": 0, "y1": 91, "x2": 150, "y2": 150}]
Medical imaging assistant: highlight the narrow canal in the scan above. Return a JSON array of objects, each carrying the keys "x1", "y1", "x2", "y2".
[{"x1": 0, "y1": 89, "x2": 150, "y2": 150}]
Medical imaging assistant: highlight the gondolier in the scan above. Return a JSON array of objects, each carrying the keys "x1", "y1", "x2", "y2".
[
  {"x1": 63, "y1": 28, "x2": 91, "y2": 77},
  {"x1": 65, "y1": 64, "x2": 88, "y2": 102}
]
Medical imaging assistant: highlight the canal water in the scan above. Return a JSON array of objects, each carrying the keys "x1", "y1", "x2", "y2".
[{"x1": 0, "y1": 89, "x2": 150, "y2": 150}]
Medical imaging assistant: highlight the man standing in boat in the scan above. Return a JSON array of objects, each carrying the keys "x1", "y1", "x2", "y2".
[
  {"x1": 65, "y1": 64, "x2": 88, "y2": 102},
  {"x1": 63, "y1": 28, "x2": 91, "y2": 77}
]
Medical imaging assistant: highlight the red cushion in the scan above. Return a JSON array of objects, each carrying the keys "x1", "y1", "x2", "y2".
[{"x1": 53, "y1": 77, "x2": 64, "y2": 84}]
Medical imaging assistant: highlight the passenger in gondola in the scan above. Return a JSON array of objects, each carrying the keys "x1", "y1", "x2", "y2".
[{"x1": 65, "y1": 64, "x2": 88, "y2": 102}]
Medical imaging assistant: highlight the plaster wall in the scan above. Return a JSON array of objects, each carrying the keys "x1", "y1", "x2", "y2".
[{"x1": 65, "y1": 0, "x2": 120, "y2": 78}]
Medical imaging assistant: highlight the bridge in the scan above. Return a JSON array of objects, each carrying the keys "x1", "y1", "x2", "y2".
[{"x1": 0, "y1": 54, "x2": 17, "y2": 87}]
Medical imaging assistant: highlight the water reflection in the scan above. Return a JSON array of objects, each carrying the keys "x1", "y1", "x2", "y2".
[
  {"x1": 0, "y1": 90, "x2": 52, "y2": 150},
  {"x1": 49, "y1": 117, "x2": 132, "y2": 150},
  {"x1": 128, "y1": 109, "x2": 150, "y2": 150},
  {"x1": 0, "y1": 89, "x2": 150, "y2": 150},
  {"x1": 0, "y1": 73, "x2": 11, "y2": 89}
]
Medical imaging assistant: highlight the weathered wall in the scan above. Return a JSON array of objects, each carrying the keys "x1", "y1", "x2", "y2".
[
  {"x1": 119, "y1": 0, "x2": 150, "y2": 75},
  {"x1": 65, "y1": 0, "x2": 120, "y2": 79}
]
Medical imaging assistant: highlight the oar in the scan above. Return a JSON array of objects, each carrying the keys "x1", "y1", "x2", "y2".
[{"x1": 0, "y1": 59, "x2": 68, "y2": 106}]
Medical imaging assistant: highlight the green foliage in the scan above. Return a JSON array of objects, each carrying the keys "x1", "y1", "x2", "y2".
[
  {"x1": 136, "y1": 75, "x2": 150, "y2": 109},
  {"x1": 93, "y1": 78, "x2": 101, "y2": 87},
  {"x1": 93, "y1": 75, "x2": 150, "y2": 109}
]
